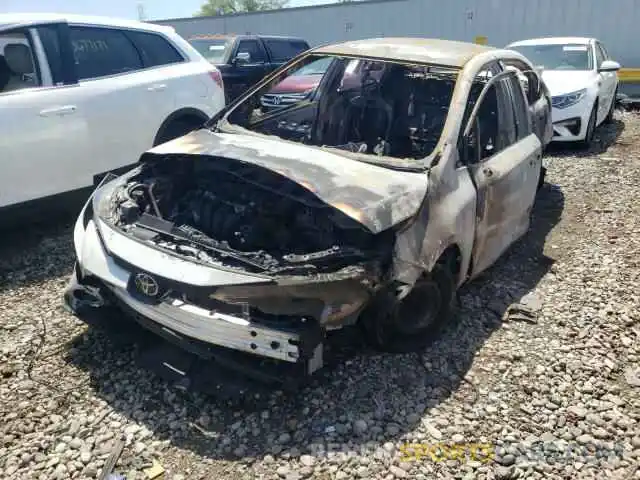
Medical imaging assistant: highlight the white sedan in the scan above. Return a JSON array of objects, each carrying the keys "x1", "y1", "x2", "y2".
[{"x1": 506, "y1": 37, "x2": 620, "y2": 147}]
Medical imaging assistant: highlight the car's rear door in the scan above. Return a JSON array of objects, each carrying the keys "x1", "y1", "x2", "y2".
[
  {"x1": 0, "y1": 22, "x2": 91, "y2": 210},
  {"x1": 461, "y1": 65, "x2": 542, "y2": 277}
]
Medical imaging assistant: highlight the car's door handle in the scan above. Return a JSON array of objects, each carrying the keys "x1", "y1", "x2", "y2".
[
  {"x1": 39, "y1": 105, "x2": 77, "y2": 117},
  {"x1": 147, "y1": 84, "x2": 167, "y2": 92}
]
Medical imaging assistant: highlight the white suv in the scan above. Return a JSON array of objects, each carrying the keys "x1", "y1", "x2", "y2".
[{"x1": 0, "y1": 14, "x2": 225, "y2": 223}]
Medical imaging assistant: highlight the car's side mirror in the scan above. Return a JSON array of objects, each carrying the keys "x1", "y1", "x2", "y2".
[
  {"x1": 234, "y1": 51, "x2": 251, "y2": 65},
  {"x1": 599, "y1": 60, "x2": 620, "y2": 72},
  {"x1": 523, "y1": 71, "x2": 541, "y2": 104}
]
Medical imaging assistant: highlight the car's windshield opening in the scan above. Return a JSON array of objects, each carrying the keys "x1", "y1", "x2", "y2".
[
  {"x1": 223, "y1": 54, "x2": 458, "y2": 162},
  {"x1": 510, "y1": 43, "x2": 593, "y2": 71},
  {"x1": 188, "y1": 37, "x2": 231, "y2": 64}
]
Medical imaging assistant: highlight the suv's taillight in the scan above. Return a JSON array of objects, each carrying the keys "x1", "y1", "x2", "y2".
[{"x1": 209, "y1": 70, "x2": 223, "y2": 89}]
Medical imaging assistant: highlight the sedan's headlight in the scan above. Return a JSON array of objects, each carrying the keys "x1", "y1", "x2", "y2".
[{"x1": 551, "y1": 88, "x2": 587, "y2": 109}]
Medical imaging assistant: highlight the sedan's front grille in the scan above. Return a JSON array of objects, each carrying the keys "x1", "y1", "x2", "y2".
[{"x1": 260, "y1": 92, "x2": 309, "y2": 109}]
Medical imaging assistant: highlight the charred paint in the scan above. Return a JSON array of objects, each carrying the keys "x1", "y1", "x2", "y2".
[{"x1": 145, "y1": 129, "x2": 429, "y2": 234}]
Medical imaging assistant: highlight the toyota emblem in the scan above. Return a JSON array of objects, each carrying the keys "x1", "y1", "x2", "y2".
[{"x1": 134, "y1": 272, "x2": 159, "y2": 297}]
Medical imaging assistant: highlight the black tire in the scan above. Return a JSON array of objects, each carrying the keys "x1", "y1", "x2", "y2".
[
  {"x1": 360, "y1": 258, "x2": 456, "y2": 353},
  {"x1": 604, "y1": 89, "x2": 617, "y2": 124},
  {"x1": 537, "y1": 165, "x2": 546, "y2": 192},
  {"x1": 579, "y1": 103, "x2": 597, "y2": 149},
  {"x1": 154, "y1": 118, "x2": 203, "y2": 146}
]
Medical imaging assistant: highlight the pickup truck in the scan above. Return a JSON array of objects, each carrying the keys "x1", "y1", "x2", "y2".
[{"x1": 187, "y1": 34, "x2": 310, "y2": 102}]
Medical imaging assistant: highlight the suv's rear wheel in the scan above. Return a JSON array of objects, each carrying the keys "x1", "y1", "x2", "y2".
[
  {"x1": 154, "y1": 117, "x2": 205, "y2": 146},
  {"x1": 360, "y1": 255, "x2": 457, "y2": 353}
]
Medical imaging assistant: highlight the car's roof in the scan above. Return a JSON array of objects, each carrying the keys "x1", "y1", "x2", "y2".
[
  {"x1": 0, "y1": 13, "x2": 173, "y2": 33},
  {"x1": 188, "y1": 34, "x2": 307, "y2": 41},
  {"x1": 507, "y1": 37, "x2": 594, "y2": 47},
  {"x1": 313, "y1": 37, "x2": 494, "y2": 67}
]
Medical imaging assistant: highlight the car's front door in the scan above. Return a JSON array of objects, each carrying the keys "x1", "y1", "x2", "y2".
[
  {"x1": 228, "y1": 38, "x2": 269, "y2": 100},
  {"x1": 0, "y1": 23, "x2": 91, "y2": 210},
  {"x1": 460, "y1": 66, "x2": 542, "y2": 278}
]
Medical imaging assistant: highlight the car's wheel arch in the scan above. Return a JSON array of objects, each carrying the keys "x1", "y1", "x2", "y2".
[{"x1": 153, "y1": 108, "x2": 210, "y2": 147}]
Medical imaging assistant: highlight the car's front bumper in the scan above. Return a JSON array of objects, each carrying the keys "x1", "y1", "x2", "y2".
[
  {"x1": 550, "y1": 100, "x2": 592, "y2": 142},
  {"x1": 64, "y1": 214, "x2": 326, "y2": 376}
]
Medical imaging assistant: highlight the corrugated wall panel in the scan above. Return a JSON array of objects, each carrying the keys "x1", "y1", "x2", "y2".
[{"x1": 156, "y1": 0, "x2": 640, "y2": 67}]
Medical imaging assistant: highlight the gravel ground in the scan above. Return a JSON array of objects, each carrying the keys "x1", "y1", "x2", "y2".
[{"x1": 1, "y1": 111, "x2": 639, "y2": 480}]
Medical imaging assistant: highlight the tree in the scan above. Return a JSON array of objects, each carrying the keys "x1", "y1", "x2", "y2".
[{"x1": 194, "y1": 0, "x2": 289, "y2": 16}]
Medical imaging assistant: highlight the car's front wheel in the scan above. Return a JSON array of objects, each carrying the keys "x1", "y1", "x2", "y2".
[
  {"x1": 579, "y1": 103, "x2": 598, "y2": 148},
  {"x1": 604, "y1": 89, "x2": 617, "y2": 124},
  {"x1": 360, "y1": 255, "x2": 457, "y2": 353}
]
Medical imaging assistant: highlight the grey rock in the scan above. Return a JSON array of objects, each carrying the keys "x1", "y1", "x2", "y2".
[
  {"x1": 390, "y1": 465, "x2": 408, "y2": 478},
  {"x1": 498, "y1": 454, "x2": 516, "y2": 466},
  {"x1": 79, "y1": 451, "x2": 92, "y2": 464},
  {"x1": 68, "y1": 438, "x2": 82, "y2": 450},
  {"x1": 54, "y1": 443, "x2": 67, "y2": 454},
  {"x1": 567, "y1": 406, "x2": 588, "y2": 419},
  {"x1": 385, "y1": 424, "x2": 400, "y2": 436},
  {"x1": 353, "y1": 420, "x2": 368, "y2": 436},
  {"x1": 277, "y1": 465, "x2": 290, "y2": 477},
  {"x1": 495, "y1": 466, "x2": 516, "y2": 480},
  {"x1": 299, "y1": 454, "x2": 315, "y2": 467}
]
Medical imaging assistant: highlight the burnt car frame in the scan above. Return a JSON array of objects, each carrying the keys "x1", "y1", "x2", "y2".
[{"x1": 64, "y1": 38, "x2": 552, "y2": 382}]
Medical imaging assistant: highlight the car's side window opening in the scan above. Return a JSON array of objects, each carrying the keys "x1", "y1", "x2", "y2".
[
  {"x1": 594, "y1": 43, "x2": 605, "y2": 69},
  {"x1": 505, "y1": 73, "x2": 531, "y2": 140},
  {"x1": 37, "y1": 25, "x2": 64, "y2": 85},
  {"x1": 0, "y1": 29, "x2": 40, "y2": 94},
  {"x1": 68, "y1": 26, "x2": 143, "y2": 80},
  {"x1": 458, "y1": 64, "x2": 524, "y2": 166},
  {"x1": 235, "y1": 40, "x2": 267, "y2": 64},
  {"x1": 226, "y1": 54, "x2": 457, "y2": 161},
  {"x1": 458, "y1": 67, "x2": 499, "y2": 165},
  {"x1": 598, "y1": 42, "x2": 609, "y2": 60},
  {"x1": 264, "y1": 39, "x2": 307, "y2": 63},
  {"x1": 126, "y1": 31, "x2": 184, "y2": 67}
]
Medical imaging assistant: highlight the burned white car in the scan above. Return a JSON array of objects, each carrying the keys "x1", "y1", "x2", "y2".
[{"x1": 64, "y1": 38, "x2": 551, "y2": 380}]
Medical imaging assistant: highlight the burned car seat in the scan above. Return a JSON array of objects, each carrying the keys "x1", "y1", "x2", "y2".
[
  {"x1": 317, "y1": 63, "x2": 394, "y2": 153},
  {"x1": 3, "y1": 43, "x2": 36, "y2": 92},
  {"x1": 381, "y1": 66, "x2": 455, "y2": 159}
]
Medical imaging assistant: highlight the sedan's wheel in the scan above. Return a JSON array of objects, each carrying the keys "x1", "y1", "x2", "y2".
[
  {"x1": 361, "y1": 260, "x2": 456, "y2": 353},
  {"x1": 604, "y1": 90, "x2": 617, "y2": 124},
  {"x1": 579, "y1": 104, "x2": 597, "y2": 148}
]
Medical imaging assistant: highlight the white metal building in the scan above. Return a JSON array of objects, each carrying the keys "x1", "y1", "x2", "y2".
[{"x1": 154, "y1": 0, "x2": 640, "y2": 93}]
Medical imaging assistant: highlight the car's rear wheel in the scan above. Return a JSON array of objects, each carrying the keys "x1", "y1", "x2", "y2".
[
  {"x1": 537, "y1": 165, "x2": 546, "y2": 192},
  {"x1": 579, "y1": 103, "x2": 597, "y2": 148},
  {"x1": 154, "y1": 117, "x2": 204, "y2": 146},
  {"x1": 360, "y1": 255, "x2": 456, "y2": 353}
]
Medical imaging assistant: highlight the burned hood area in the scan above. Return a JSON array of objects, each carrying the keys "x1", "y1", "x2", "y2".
[{"x1": 100, "y1": 151, "x2": 404, "y2": 281}]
